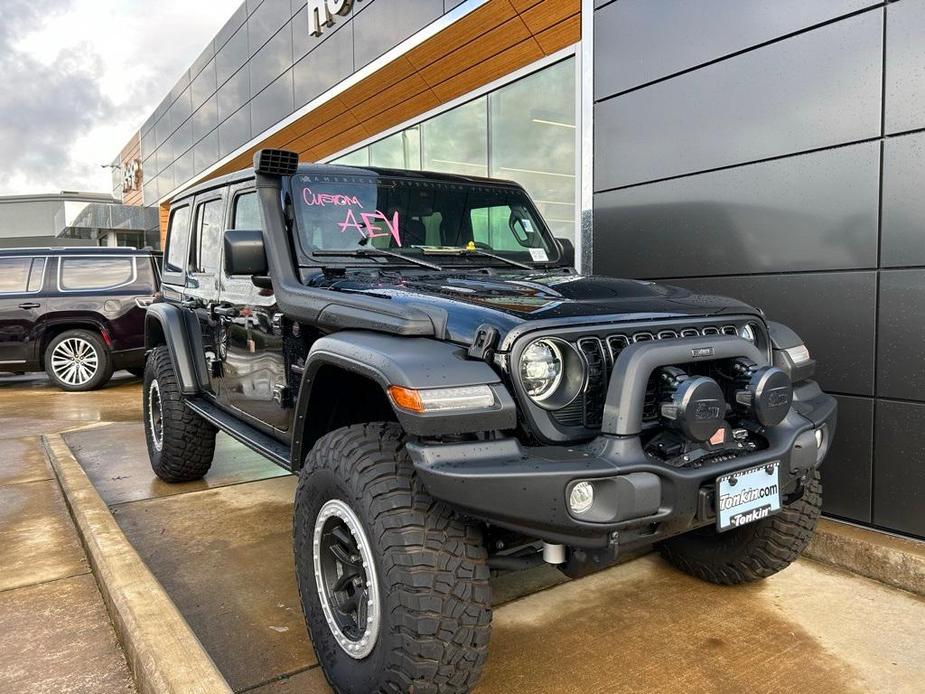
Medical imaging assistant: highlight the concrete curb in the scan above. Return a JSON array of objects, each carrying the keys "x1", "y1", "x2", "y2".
[
  {"x1": 43, "y1": 433, "x2": 232, "y2": 694},
  {"x1": 806, "y1": 518, "x2": 925, "y2": 597}
]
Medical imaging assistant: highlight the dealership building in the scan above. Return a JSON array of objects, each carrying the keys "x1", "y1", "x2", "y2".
[{"x1": 113, "y1": 0, "x2": 925, "y2": 540}]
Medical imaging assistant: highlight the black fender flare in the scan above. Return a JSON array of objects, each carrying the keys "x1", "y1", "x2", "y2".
[
  {"x1": 144, "y1": 303, "x2": 209, "y2": 394},
  {"x1": 767, "y1": 320, "x2": 817, "y2": 382},
  {"x1": 291, "y1": 331, "x2": 517, "y2": 466}
]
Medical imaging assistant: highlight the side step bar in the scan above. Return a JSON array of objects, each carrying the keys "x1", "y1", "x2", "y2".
[{"x1": 186, "y1": 397, "x2": 292, "y2": 470}]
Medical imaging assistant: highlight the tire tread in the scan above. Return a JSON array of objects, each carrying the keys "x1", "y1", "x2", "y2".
[
  {"x1": 659, "y1": 471, "x2": 822, "y2": 585},
  {"x1": 294, "y1": 423, "x2": 491, "y2": 694}
]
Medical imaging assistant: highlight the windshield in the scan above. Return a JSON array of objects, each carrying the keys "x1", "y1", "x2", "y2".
[{"x1": 291, "y1": 173, "x2": 558, "y2": 264}]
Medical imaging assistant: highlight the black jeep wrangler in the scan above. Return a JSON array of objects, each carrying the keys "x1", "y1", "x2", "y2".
[{"x1": 143, "y1": 149, "x2": 836, "y2": 693}]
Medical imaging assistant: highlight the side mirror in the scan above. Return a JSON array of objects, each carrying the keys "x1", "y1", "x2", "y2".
[
  {"x1": 555, "y1": 237, "x2": 575, "y2": 267},
  {"x1": 224, "y1": 229, "x2": 267, "y2": 276}
]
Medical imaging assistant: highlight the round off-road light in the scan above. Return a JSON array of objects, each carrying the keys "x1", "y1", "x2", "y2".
[
  {"x1": 815, "y1": 429, "x2": 824, "y2": 449},
  {"x1": 569, "y1": 481, "x2": 594, "y2": 515}
]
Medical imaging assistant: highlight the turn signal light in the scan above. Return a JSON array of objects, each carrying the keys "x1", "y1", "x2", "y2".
[{"x1": 387, "y1": 385, "x2": 495, "y2": 413}]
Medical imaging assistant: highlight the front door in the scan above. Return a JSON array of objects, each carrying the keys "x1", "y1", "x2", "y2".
[
  {"x1": 0, "y1": 256, "x2": 47, "y2": 369},
  {"x1": 216, "y1": 186, "x2": 291, "y2": 433},
  {"x1": 185, "y1": 192, "x2": 227, "y2": 395}
]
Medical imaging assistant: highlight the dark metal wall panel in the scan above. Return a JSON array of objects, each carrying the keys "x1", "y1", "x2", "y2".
[
  {"x1": 885, "y1": 0, "x2": 925, "y2": 135},
  {"x1": 218, "y1": 104, "x2": 252, "y2": 159},
  {"x1": 671, "y1": 272, "x2": 877, "y2": 397},
  {"x1": 823, "y1": 395, "x2": 874, "y2": 523},
  {"x1": 594, "y1": 0, "x2": 875, "y2": 98},
  {"x1": 249, "y1": 20, "x2": 293, "y2": 95},
  {"x1": 215, "y1": 22, "x2": 250, "y2": 88},
  {"x1": 881, "y1": 131, "x2": 925, "y2": 267},
  {"x1": 877, "y1": 269, "x2": 925, "y2": 400},
  {"x1": 247, "y1": 0, "x2": 292, "y2": 55},
  {"x1": 251, "y1": 69, "x2": 295, "y2": 136},
  {"x1": 593, "y1": 142, "x2": 880, "y2": 278},
  {"x1": 874, "y1": 400, "x2": 925, "y2": 537},
  {"x1": 293, "y1": 22, "x2": 355, "y2": 108},
  {"x1": 591, "y1": 0, "x2": 925, "y2": 537},
  {"x1": 594, "y1": 10, "x2": 883, "y2": 191},
  {"x1": 217, "y1": 67, "x2": 251, "y2": 121},
  {"x1": 352, "y1": 0, "x2": 444, "y2": 69}
]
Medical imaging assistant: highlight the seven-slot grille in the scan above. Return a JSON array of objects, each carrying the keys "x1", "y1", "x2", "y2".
[{"x1": 552, "y1": 325, "x2": 740, "y2": 429}]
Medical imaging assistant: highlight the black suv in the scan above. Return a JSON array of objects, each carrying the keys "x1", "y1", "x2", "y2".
[
  {"x1": 144, "y1": 150, "x2": 836, "y2": 693},
  {"x1": 0, "y1": 247, "x2": 158, "y2": 390}
]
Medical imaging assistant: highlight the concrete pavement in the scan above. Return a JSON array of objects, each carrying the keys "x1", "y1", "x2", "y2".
[
  {"x1": 0, "y1": 432, "x2": 136, "y2": 693},
  {"x1": 4, "y1": 372, "x2": 925, "y2": 693}
]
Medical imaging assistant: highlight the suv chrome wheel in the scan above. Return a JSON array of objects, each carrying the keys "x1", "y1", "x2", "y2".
[
  {"x1": 312, "y1": 498, "x2": 381, "y2": 659},
  {"x1": 50, "y1": 337, "x2": 99, "y2": 386},
  {"x1": 147, "y1": 379, "x2": 164, "y2": 451}
]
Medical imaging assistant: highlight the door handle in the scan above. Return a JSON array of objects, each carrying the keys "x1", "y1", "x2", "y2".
[
  {"x1": 211, "y1": 303, "x2": 239, "y2": 318},
  {"x1": 18, "y1": 302, "x2": 40, "y2": 309}
]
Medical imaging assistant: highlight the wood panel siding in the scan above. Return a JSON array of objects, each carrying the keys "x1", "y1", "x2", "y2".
[
  {"x1": 119, "y1": 132, "x2": 143, "y2": 206},
  {"x1": 159, "y1": 203, "x2": 170, "y2": 249}
]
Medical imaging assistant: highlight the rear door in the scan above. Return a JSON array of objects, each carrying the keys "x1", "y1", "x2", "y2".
[
  {"x1": 0, "y1": 255, "x2": 47, "y2": 369},
  {"x1": 216, "y1": 184, "x2": 291, "y2": 433}
]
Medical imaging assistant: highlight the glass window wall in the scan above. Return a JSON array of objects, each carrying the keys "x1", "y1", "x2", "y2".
[{"x1": 331, "y1": 58, "x2": 576, "y2": 240}]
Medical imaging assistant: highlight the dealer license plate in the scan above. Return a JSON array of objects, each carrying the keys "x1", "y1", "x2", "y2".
[{"x1": 716, "y1": 462, "x2": 781, "y2": 532}]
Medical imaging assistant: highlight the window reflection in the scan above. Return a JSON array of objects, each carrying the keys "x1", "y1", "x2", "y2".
[
  {"x1": 331, "y1": 58, "x2": 576, "y2": 241},
  {"x1": 369, "y1": 126, "x2": 421, "y2": 169},
  {"x1": 0, "y1": 258, "x2": 30, "y2": 293},
  {"x1": 60, "y1": 258, "x2": 135, "y2": 291},
  {"x1": 422, "y1": 97, "x2": 487, "y2": 177},
  {"x1": 490, "y1": 59, "x2": 576, "y2": 240},
  {"x1": 334, "y1": 147, "x2": 370, "y2": 166}
]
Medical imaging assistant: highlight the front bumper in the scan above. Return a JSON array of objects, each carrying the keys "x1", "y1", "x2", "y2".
[{"x1": 406, "y1": 380, "x2": 836, "y2": 549}]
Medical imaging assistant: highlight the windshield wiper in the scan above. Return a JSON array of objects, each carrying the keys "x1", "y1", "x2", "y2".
[
  {"x1": 422, "y1": 247, "x2": 534, "y2": 270},
  {"x1": 314, "y1": 248, "x2": 443, "y2": 271}
]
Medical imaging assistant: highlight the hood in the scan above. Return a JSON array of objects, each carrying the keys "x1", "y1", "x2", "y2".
[{"x1": 304, "y1": 269, "x2": 761, "y2": 346}]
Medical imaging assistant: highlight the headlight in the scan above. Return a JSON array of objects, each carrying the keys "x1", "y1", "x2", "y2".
[
  {"x1": 520, "y1": 339, "x2": 563, "y2": 400},
  {"x1": 518, "y1": 338, "x2": 586, "y2": 410},
  {"x1": 739, "y1": 323, "x2": 757, "y2": 343}
]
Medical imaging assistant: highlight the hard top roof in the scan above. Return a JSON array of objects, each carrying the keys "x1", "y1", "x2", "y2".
[{"x1": 171, "y1": 163, "x2": 521, "y2": 203}]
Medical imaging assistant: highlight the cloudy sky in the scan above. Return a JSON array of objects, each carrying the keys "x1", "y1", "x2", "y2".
[{"x1": 0, "y1": 0, "x2": 240, "y2": 196}]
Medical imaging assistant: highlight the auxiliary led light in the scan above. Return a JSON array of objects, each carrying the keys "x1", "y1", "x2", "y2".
[{"x1": 569, "y1": 481, "x2": 594, "y2": 515}]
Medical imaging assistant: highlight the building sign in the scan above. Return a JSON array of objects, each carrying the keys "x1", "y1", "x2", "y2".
[
  {"x1": 122, "y1": 158, "x2": 142, "y2": 193},
  {"x1": 308, "y1": 0, "x2": 359, "y2": 37}
]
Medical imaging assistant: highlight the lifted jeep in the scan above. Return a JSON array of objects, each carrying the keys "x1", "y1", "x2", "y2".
[{"x1": 143, "y1": 149, "x2": 836, "y2": 693}]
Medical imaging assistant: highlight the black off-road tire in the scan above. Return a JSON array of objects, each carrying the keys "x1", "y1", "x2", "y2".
[
  {"x1": 294, "y1": 423, "x2": 492, "y2": 694},
  {"x1": 659, "y1": 471, "x2": 822, "y2": 585},
  {"x1": 143, "y1": 346, "x2": 216, "y2": 482},
  {"x1": 44, "y1": 329, "x2": 113, "y2": 391}
]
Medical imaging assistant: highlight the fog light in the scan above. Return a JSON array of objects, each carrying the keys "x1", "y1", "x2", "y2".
[
  {"x1": 569, "y1": 481, "x2": 594, "y2": 515},
  {"x1": 815, "y1": 429, "x2": 824, "y2": 449}
]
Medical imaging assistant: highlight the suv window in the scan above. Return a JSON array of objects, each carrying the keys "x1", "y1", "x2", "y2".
[
  {"x1": 27, "y1": 258, "x2": 46, "y2": 292},
  {"x1": 0, "y1": 257, "x2": 31, "y2": 293},
  {"x1": 59, "y1": 257, "x2": 136, "y2": 291},
  {"x1": 165, "y1": 205, "x2": 192, "y2": 274},
  {"x1": 193, "y1": 198, "x2": 224, "y2": 273},
  {"x1": 233, "y1": 191, "x2": 261, "y2": 230}
]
